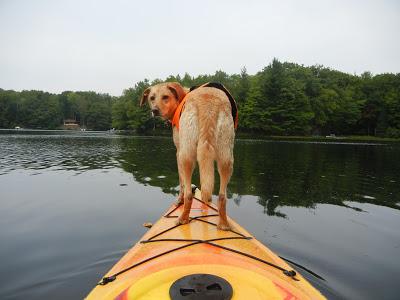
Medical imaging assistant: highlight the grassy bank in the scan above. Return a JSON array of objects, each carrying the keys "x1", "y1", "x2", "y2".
[{"x1": 235, "y1": 133, "x2": 400, "y2": 144}]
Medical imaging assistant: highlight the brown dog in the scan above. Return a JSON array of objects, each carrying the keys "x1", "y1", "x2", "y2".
[{"x1": 140, "y1": 82, "x2": 235, "y2": 230}]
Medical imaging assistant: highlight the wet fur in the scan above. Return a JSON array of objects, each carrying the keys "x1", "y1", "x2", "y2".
[{"x1": 140, "y1": 82, "x2": 234, "y2": 230}]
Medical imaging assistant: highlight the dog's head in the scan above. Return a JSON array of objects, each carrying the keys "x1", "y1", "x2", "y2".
[{"x1": 139, "y1": 82, "x2": 187, "y2": 120}]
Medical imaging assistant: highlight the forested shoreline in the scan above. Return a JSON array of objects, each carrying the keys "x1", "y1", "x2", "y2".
[{"x1": 1, "y1": 59, "x2": 399, "y2": 137}]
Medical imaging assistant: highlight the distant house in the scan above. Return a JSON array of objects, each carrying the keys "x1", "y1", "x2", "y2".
[{"x1": 63, "y1": 119, "x2": 80, "y2": 130}]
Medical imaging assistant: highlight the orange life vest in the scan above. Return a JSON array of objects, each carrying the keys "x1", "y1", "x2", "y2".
[{"x1": 170, "y1": 82, "x2": 238, "y2": 130}]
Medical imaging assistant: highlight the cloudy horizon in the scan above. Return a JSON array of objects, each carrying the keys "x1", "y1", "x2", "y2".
[{"x1": 1, "y1": 0, "x2": 399, "y2": 96}]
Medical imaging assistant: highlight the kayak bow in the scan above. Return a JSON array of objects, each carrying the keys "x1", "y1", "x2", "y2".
[{"x1": 86, "y1": 188, "x2": 325, "y2": 299}]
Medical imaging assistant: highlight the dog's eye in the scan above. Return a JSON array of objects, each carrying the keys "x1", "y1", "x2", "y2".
[
  {"x1": 150, "y1": 96, "x2": 155, "y2": 101},
  {"x1": 162, "y1": 95, "x2": 169, "y2": 101}
]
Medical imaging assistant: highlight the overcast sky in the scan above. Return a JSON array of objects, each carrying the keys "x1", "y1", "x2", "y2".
[{"x1": 0, "y1": 0, "x2": 399, "y2": 96}]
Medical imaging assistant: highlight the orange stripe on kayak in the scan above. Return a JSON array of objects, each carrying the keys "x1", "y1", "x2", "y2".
[
  {"x1": 274, "y1": 282, "x2": 298, "y2": 300},
  {"x1": 115, "y1": 288, "x2": 129, "y2": 300}
]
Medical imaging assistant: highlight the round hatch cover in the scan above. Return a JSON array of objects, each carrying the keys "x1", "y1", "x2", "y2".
[{"x1": 169, "y1": 273, "x2": 233, "y2": 300}]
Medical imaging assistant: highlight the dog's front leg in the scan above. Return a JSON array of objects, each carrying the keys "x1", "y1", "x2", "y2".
[
  {"x1": 176, "y1": 154, "x2": 184, "y2": 206},
  {"x1": 173, "y1": 130, "x2": 184, "y2": 206}
]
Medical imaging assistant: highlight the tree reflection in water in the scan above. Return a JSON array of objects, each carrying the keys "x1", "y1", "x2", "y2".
[
  {"x1": 1, "y1": 132, "x2": 398, "y2": 216},
  {"x1": 115, "y1": 137, "x2": 400, "y2": 216}
]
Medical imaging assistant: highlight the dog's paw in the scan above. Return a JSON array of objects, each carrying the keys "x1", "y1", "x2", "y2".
[
  {"x1": 175, "y1": 198, "x2": 184, "y2": 206},
  {"x1": 217, "y1": 221, "x2": 231, "y2": 231},
  {"x1": 175, "y1": 199, "x2": 183, "y2": 206},
  {"x1": 176, "y1": 215, "x2": 190, "y2": 225},
  {"x1": 204, "y1": 197, "x2": 212, "y2": 203}
]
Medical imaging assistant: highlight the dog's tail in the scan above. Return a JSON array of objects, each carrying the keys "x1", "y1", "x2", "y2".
[{"x1": 197, "y1": 100, "x2": 217, "y2": 203}]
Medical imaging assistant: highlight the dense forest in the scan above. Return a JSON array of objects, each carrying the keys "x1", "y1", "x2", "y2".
[
  {"x1": 0, "y1": 90, "x2": 113, "y2": 131},
  {"x1": 1, "y1": 59, "x2": 399, "y2": 137}
]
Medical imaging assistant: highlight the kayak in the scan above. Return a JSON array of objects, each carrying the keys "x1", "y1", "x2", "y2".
[{"x1": 86, "y1": 188, "x2": 326, "y2": 299}]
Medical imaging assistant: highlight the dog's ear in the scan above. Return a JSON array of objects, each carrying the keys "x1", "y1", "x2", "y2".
[
  {"x1": 139, "y1": 88, "x2": 151, "y2": 107},
  {"x1": 167, "y1": 82, "x2": 186, "y2": 102}
]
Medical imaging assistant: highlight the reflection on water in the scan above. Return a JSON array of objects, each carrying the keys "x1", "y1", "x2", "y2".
[
  {"x1": 2, "y1": 132, "x2": 398, "y2": 211},
  {"x1": 0, "y1": 131, "x2": 399, "y2": 300},
  {"x1": 0, "y1": 133, "x2": 121, "y2": 175}
]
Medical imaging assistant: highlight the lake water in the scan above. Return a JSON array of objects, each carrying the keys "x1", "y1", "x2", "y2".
[{"x1": 0, "y1": 130, "x2": 399, "y2": 299}]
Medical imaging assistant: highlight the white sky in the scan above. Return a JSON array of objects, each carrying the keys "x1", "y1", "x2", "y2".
[{"x1": 0, "y1": 0, "x2": 399, "y2": 96}]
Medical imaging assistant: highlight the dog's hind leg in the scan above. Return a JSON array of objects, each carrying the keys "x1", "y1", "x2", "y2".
[
  {"x1": 176, "y1": 156, "x2": 195, "y2": 225},
  {"x1": 198, "y1": 141, "x2": 215, "y2": 203},
  {"x1": 216, "y1": 113, "x2": 234, "y2": 230},
  {"x1": 176, "y1": 110, "x2": 198, "y2": 225},
  {"x1": 216, "y1": 158, "x2": 233, "y2": 230}
]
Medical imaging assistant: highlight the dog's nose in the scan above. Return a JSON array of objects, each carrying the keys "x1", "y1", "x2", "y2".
[{"x1": 152, "y1": 109, "x2": 160, "y2": 116}]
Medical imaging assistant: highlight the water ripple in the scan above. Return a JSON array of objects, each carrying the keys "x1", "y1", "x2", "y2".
[{"x1": 0, "y1": 134, "x2": 123, "y2": 175}]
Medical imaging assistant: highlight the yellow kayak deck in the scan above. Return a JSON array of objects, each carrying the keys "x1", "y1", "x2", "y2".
[{"x1": 86, "y1": 189, "x2": 325, "y2": 299}]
